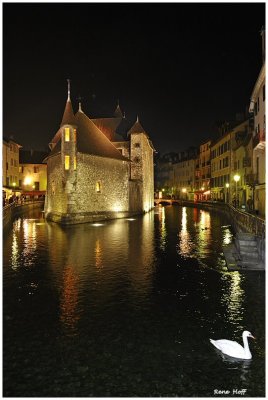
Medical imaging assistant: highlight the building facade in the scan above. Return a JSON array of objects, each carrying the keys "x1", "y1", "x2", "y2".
[
  {"x1": 2, "y1": 137, "x2": 21, "y2": 200},
  {"x1": 249, "y1": 61, "x2": 265, "y2": 216},
  {"x1": 44, "y1": 86, "x2": 155, "y2": 224},
  {"x1": 19, "y1": 150, "x2": 48, "y2": 194}
]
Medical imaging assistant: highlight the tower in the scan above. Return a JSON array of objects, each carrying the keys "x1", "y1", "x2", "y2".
[{"x1": 60, "y1": 79, "x2": 78, "y2": 213}]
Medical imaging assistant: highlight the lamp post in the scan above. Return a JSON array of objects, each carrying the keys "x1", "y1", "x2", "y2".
[
  {"x1": 225, "y1": 183, "x2": 229, "y2": 204},
  {"x1": 233, "y1": 175, "x2": 240, "y2": 208}
]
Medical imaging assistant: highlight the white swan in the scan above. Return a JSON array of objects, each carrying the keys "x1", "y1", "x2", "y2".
[{"x1": 210, "y1": 331, "x2": 255, "y2": 360}]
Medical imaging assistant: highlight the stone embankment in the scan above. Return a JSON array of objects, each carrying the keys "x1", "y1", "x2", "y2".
[{"x1": 3, "y1": 200, "x2": 45, "y2": 228}]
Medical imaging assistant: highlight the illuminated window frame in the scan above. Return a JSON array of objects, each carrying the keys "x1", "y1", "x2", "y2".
[
  {"x1": 95, "y1": 181, "x2": 101, "y2": 193},
  {"x1": 73, "y1": 129, "x2": 77, "y2": 142},
  {"x1": 74, "y1": 156, "x2": 77, "y2": 170},
  {"x1": 65, "y1": 128, "x2": 70, "y2": 142},
  {"x1": 65, "y1": 155, "x2": 70, "y2": 170}
]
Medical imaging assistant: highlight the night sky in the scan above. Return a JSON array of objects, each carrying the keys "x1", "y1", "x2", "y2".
[{"x1": 3, "y1": 3, "x2": 265, "y2": 154}]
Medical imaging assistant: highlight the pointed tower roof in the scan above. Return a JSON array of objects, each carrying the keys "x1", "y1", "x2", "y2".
[
  {"x1": 60, "y1": 79, "x2": 76, "y2": 126},
  {"x1": 114, "y1": 101, "x2": 123, "y2": 118},
  {"x1": 127, "y1": 116, "x2": 147, "y2": 136}
]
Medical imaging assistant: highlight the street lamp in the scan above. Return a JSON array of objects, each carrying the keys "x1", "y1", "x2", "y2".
[
  {"x1": 182, "y1": 187, "x2": 187, "y2": 200},
  {"x1": 233, "y1": 174, "x2": 240, "y2": 208},
  {"x1": 225, "y1": 183, "x2": 229, "y2": 203}
]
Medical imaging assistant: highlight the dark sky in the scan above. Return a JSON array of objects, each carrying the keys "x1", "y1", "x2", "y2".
[{"x1": 3, "y1": 2, "x2": 265, "y2": 154}]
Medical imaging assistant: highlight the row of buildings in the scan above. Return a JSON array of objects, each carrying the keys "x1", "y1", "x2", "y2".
[{"x1": 155, "y1": 38, "x2": 265, "y2": 217}]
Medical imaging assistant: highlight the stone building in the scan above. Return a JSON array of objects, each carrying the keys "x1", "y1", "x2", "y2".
[{"x1": 44, "y1": 84, "x2": 155, "y2": 224}]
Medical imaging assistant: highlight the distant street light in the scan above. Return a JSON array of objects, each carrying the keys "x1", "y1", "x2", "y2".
[{"x1": 234, "y1": 175, "x2": 240, "y2": 208}]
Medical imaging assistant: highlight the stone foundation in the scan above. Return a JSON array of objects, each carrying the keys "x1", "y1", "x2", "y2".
[{"x1": 45, "y1": 209, "x2": 146, "y2": 225}]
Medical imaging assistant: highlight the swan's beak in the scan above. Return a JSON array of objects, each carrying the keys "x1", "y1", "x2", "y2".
[{"x1": 249, "y1": 334, "x2": 256, "y2": 339}]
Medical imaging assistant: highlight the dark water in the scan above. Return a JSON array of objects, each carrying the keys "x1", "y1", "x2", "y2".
[{"x1": 3, "y1": 206, "x2": 265, "y2": 397}]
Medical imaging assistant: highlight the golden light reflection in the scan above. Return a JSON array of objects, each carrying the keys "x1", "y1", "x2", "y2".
[
  {"x1": 197, "y1": 210, "x2": 211, "y2": 257},
  {"x1": 11, "y1": 233, "x2": 19, "y2": 270},
  {"x1": 22, "y1": 219, "x2": 37, "y2": 266},
  {"x1": 179, "y1": 207, "x2": 191, "y2": 256},
  {"x1": 95, "y1": 239, "x2": 102, "y2": 269},
  {"x1": 60, "y1": 265, "x2": 79, "y2": 334},
  {"x1": 221, "y1": 272, "x2": 245, "y2": 326},
  {"x1": 158, "y1": 205, "x2": 167, "y2": 250}
]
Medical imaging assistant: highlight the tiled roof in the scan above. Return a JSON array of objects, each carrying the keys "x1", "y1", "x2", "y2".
[
  {"x1": 75, "y1": 111, "x2": 128, "y2": 161},
  {"x1": 20, "y1": 150, "x2": 49, "y2": 164},
  {"x1": 91, "y1": 117, "x2": 122, "y2": 141},
  {"x1": 128, "y1": 120, "x2": 147, "y2": 135},
  {"x1": 60, "y1": 100, "x2": 76, "y2": 126}
]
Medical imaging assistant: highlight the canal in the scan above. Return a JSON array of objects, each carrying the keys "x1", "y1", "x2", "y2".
[{"x1": 3, "y1": 206, "x2": 265, "y2": 397}]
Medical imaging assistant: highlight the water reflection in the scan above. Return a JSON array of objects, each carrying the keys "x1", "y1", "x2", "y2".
[
  {"x1": 197, "y1": 210, "x2": 211, "y2": 257},
  {"x1": 221, "y1": 272, "x2": 245, "y2": 328},
  {"x1": 179, "y1": 207, "x2": 192, "y2": 256},
  {"x1": 95, "y1": 239, "x2": 102, "y2": 270},
  {"x1": 158, "y1": 206, "x2": 167, "y2": 250},
  {"x1": 60, "y1": 265, "x2": 80, "y2": 334},
  {"x1": 46, "y1": 213, "x2": 155, "y2": 334}
]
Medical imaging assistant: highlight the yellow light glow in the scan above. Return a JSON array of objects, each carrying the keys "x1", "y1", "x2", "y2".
[
  {"x1": 65, "y1": 128, "x2": 70, "y2": 142},
  {"x1": 65, "y1": 155, "x2": 70, "y2": 170},
  {"x1": 12, "y1": 182, "x2": 16, "y2": 187},
  {"x1": 113, "y1": 205, "x2": 122, "y2": 212},
  {"x1": 74, "y1": 156, "x2": 77, "y2": 170},
  {"x1": 24, "y1": 176, "x2": 32, "y2": 185},
  {"x1": 234, "y1": 174, "x2": 240, "y2": 182},
  {"x1": 225, "y1": 183, "x2": 230, "y2": 188},
  {"x1": 201, "y1": 187, "x2": 205, "y2": 191},
  {"x1": 182, "y1": 188, "x2": 187, "y2": 193}
]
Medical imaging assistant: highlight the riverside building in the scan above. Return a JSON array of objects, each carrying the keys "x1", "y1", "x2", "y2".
[{"x1": 44, "y1": 82, "x2": 155, "y2": 224}]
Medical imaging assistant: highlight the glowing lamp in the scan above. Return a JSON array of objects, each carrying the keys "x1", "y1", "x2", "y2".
[
  {"x1": 24, "y1": 176, "x2": 32, "y2": 185},
  {"x1": 234, "y1": 174, "x2": 240, "y2": 183},
  {"x1": 182, "y1": 188, "x2": 187, "y2": 193},
  {"x1": 225, "y1": 183, "x2": 230, "y2": 188}
]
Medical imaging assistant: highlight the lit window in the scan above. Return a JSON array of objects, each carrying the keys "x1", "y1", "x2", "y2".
[
  {"x1": 65, "y1": 128, "x2": 70, "y2": 142},
  {"x1": 73, "y1": 129, "x2": 77, "y2": 142},
  {"x1": 96, "y1": 182, "x2": 101, "y2": 193},
  {"x1": 74, "y1": 156, "x2": 77, "y2": 170},
  {"x1": 65, "y1": 155, "x2": 70, "y2": 170}
]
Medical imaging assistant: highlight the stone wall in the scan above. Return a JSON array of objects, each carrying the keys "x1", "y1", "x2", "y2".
[
  {"x1": 130, "y1": 133, "x2": 154, "y2": 212},
  {"x1": 45, "y1": 154, "x2": 67, "y2": 215}
]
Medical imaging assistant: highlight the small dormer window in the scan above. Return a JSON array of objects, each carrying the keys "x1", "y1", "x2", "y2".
[
  {"x1": 134, "y1": 156, "x2": 140, "y2": 163},
  {"x1": 134, "y1": 143, "x2": 140, "y2": 148},
  {"x1": 65, "y1": 128, "x2": 70, "y2": 142}
]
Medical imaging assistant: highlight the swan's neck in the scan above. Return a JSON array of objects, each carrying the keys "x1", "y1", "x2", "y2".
[{"x1": 243, "y1": 335, "x2": 251, "y2": 357}]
